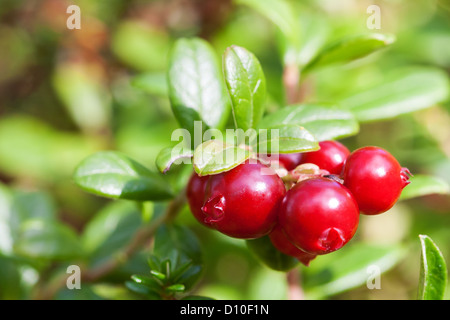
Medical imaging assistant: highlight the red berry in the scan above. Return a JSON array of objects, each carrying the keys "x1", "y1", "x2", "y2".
[
  {"x1": 201, "y1": 160, "x2": 286, "y2": 239},
  {"x1": 269, "y1": 225, "x2": 316, "y2": 266},
  {"x1": 300, "y1": 140, "x2": 350, "y2": 175},
  {"x1": 186, "y1": 173, "x2": 211, "y2": 228},
  {"x1": 342, "y1": 146, "x2": 411, "y2": 215},
  {"x1": 278, "y1": 177, "x2": 359, "y2": 255},
  {"x1": 277, "y1": 153, "x2": 304, "y2": 171}
]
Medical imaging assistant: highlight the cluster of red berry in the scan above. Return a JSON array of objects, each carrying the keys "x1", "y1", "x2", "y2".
[{"x1": 186, "y1": 141, "x2": 411, "y2": 266}]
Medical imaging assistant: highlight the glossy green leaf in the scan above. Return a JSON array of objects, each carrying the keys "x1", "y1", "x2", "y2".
[
  {"x1": 73, "y1": 151, "x2": 173, "y2": 201},
  {"x1": 223, "y1": 45, "x2": 267, "y2": 131},
  {"x1": 153, "y1": 224, "x2": 202, "y2": 265},
  {"x1": 167, "y1": 38, "x2": 230, "y2": 136},
  {"x1": 257, "y1": 104, "x2": 359, "y2": 141},
  {"x1": 251, "y1": 124, "x2": 319, "y2": 154},
  {"x1": 340, "y1": 67, "x2": 450, "y2": 122},
  {"x1": 303, "y1": 243, "x2": 406, "y2": 299},
  {"x1": 304, "y1": 33, "x2": 395, "y2": 72},
  {"x1": 400, "y1": 175, "x2": 450, "y2": 201},
  {"x1": 155, "y1": 146, "x2": 193, "y2": 174},
  {"x1": 418, "y1": 235, "x2": 448, "y2": 300},
  {"x1": 192, "y1": 140, "x2": 251, "y2": 176},
  {"x1": 246, "y1": 236, "x2": 299, "y2": 272},
  {"x1": 166, "y1": 284, "x2": 185, "y2": 293}
]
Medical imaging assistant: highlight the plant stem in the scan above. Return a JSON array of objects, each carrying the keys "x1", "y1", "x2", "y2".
[
  {"x1": 287, "y1": 268, "x2": 305, "y2": 300},
  {"x1": 32, "y1": 190, "x2": 187, "y2": 300},
  {"x1": 283, "y1": 63, "x2": 301, "y2": 105}
]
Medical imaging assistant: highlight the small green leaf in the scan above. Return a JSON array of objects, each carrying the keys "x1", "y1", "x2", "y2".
[
  {"x1": 223, "y1": 45, "x2": 266, "y2": 131},
  {"x1": 166, "y1": 284, "x2": 185, "y2": 293},
  {"x1": 155, "y1": 146, "x2": 193, "y2": 174},
  {"x1": 251, "y1": 124, "x2": 319, "y2": 154},
  {"x1": 192, "y1": 140, "x2": 251, "y2": 176},
  {"x1": 304, "y1": 33, "x2": 395, "y2": 72},
  {"x1": 73, "y1": 151, "x2": 174, "y2": 201},
  {"x1": 400, "y1": 175, "x2": 450, "y2": 201},
  {"x1": 340, "y1": 67, "x2": 450, "y2": 122},
  {"x1": 257, "y1": 104, "x2": 359, "y2": 141},
  {"x1": 167, "y1": 38, "x2": 230, "y2": 137},
  {"x1": 131, "y1": 275, "x2": 161, "y2": 292},
  {"x1": 150, "y1": 270, "x2": 167, "y2": 281},
  {"x1": 246, "y1": 236, "x2": 299, "y2": 272},
  {"x1": 418, "y1": 235, "x2": 448, "y2": 300}
]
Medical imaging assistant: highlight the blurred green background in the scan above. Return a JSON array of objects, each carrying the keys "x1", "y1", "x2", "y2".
[{"x1": 0, "y1": 0, "x2": 449, "y2": 300}]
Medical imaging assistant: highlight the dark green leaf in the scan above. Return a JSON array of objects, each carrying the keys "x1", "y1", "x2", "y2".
[
  {"x1": 167, "y1": 38, "x2": 230, "y2": 136},
  {"x1": 155, "y1": 146, "x2": 193, "y2": 174},
  {"x1": 418, "y1": 235, "x2": 448, "y2": 300},
  {"x1": 340, "y1": 67, "x2": 450, "y2": 122},
  {"x1": 125, "y1": 281, "x2": 161, "y2": 299},
  {"x1": 304, "y1": 33, "x2": 395, "y2": 72},
  {"x1": 223, "y1": 45, "x2": 266, "y2": 130},
  {"x1": 258, "y1": 104, "x2": 359, "y2": 141},
  {"x1": 192, "y1": 140, "x2": 251, "y2": 176},
  {"x1": 400, "y1": 175, "x2": 450, "y2": 201},
  {"x1": 166, "y1": 284, "x2": 185, "y2": 293},
  {"x1": 73, "y1": 151, "x2": 174, "y2": 201},
  {"x1": 251, "y1": 124, "x2": 318, "y2": 154},
  {"x1": 246, "y1": 236, "x2": 299, "y2": 272}
]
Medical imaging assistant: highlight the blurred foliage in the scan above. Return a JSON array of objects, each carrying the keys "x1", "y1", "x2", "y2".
[{"x1": 0, "y1": 0, "x2": 449, "y2": 300}]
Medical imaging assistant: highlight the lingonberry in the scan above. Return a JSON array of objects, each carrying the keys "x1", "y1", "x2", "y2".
[
  {"x1": 278, "y1": 177, "x2": 359, "y2": 255},
  {"x1": 300, "y1": 140, "x2": 350, "y2": 175},
  {"x1": 342, "y1": 146, "x2": 411, "y2": 215},
  {"x1": 277, "y1": 153, "x2": 304, "y2": 171},
  {"x1": 201, "y1": 160, "x2": 286, "y2": 239},
  {"x1": 269, "y1": 225, "x2": 316, "y2": 266},
  {"x1": 186, "y1": 173, "x2": 211, "y2": 228}
]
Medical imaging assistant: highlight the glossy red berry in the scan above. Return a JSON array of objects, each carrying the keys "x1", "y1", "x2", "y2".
[
  {"x1": 201, "y1": 160, "x2": 286, "y2": 239},
  {"x1": 269, "y1": 225, "x2": 316, "y2": 266},
  {"x1": 186, "y1": 173, "x2": 211, "y2": 228},
  {"x1": 278, "y1": 177, "x2": 359, "y2": 255},
  {"x1": 342, "y1": 146, "x2": 411, "y2": 215},
  {"x1": 300, "y1": 140, "x2": 350, "y2": 175}
]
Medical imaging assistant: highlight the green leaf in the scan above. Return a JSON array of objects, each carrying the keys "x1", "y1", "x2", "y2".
[
  {"x1": 303, "y1": 243, "x2": 406, "y2": 299},
  {"x1": 304, "y1": 33, "x2": 395, "y2": 72},
  {"x1": 153, "y1": 224, "x2": 202, "y2": 266},
  {"x1": 251, "y1": 124, "x2": 319, "y2": 154},
  {"x1": 257, "y1": 104, "x2": 359, "y2": 141},
  {"x1": 14, "y1": 220, "x2": 82, "y2": 260},
  {"x1": 131, "y1": 72, "x2": 168, "y2": 97},
  {"x1": 73, "y1": 151, "x2": 174, "y2": 201},
  {"x1": 418, "y1": 235, "x2": 448, "y2": 300},
  {"x1": 235, "y1": 0, "x2": 299, "y2": 64},
  {"x1": 167, "y1": 38, "x2": 230, "y2": 137},
  {"x1": 192, "y1": 140, "x2": 251, "y2": 176},
  {"x1": 340, "y1": 67, "x2": 450, "y2": 122},
  {"x1": 400, "y1": 175, "x2": 450, "y2": 201},
  {"x1": 81, "y1": 201, "x2": 143, "y2": 262},
  {"x1": 223, "y1": 45, "x2": 267, "y2": 131},
  {"x1": 246, "y1": 236, "x2": 299, "y2": 272},
  {"x1": 166, "y1": 284, "x2": 185, "y2": 293},
  {"x1": 155, "y1": 146, "x2": 193, "y2": 174}
]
